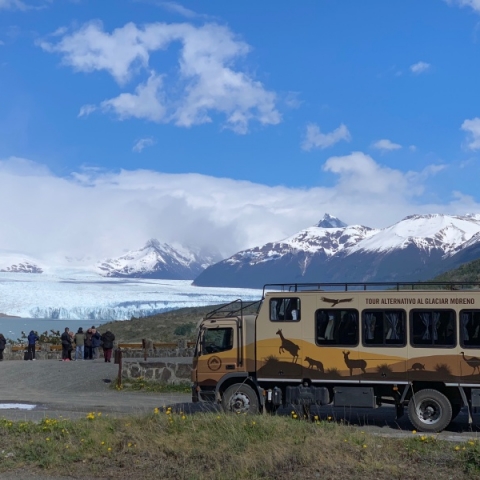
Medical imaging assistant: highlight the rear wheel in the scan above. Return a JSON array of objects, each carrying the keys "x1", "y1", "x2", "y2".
[
  {"x1": 222, "y1": 384, "x2": 259, "y2": 414},
  {"x1": 408, "y1": 389, "x2": 452, "y2": 433}
]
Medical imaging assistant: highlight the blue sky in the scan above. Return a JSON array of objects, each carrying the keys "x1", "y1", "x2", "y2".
[{"x1": 1, "y1": 0, "x2": 480, "y2": 262}]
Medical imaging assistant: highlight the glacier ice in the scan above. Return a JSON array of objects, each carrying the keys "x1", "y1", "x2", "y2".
[{"x1": 0, "y1": 270, "x2": 262, "y2": 321}]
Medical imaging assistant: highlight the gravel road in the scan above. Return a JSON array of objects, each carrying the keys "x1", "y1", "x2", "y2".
[{"x1": 0, "y1": 358, "x2": 190, "y2": 422}]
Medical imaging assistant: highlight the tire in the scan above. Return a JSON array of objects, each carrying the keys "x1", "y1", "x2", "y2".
[
  {"x1": 222, "y1": 384, "x2": 259, "y2": 414},
  {"x1": 407, "y1": 389, "x2": 452, "y2": 433}
]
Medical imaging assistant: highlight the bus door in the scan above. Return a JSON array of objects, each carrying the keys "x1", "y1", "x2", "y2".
[{"x1": 195, "y1": 319, "x2": 242, "y2": 387}]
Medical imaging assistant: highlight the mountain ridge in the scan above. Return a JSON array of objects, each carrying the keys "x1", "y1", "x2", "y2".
[{"x1": 193, "y1": 213, "x2": 480, "y2": 288}]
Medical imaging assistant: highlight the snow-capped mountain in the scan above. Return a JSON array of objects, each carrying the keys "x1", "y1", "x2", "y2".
[
  {"x1": 193, "y1": 213, "x2": 480, "y2": 288},
  {"x1": 0, "y1": 253, "x2": 43, "y2": 274},
  {"x1": 97, "y1": 239, "x2": 219, "y2": 280}
]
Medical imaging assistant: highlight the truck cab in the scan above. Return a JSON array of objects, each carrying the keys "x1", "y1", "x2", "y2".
[{"x1": 191, "y1": 300, "x2": 260, "y2": 408}]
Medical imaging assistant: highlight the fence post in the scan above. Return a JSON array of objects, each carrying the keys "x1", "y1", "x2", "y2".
[
  {"x1": 116, "y1": 348, "x2": 123, "y2": 389},
  {"x1": 142, "y1": 338, "x2": 147, "y2": 361}
]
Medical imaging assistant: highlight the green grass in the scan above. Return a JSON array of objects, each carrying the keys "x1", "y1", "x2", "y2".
[
  {"x1": 1, "y1": 412, "x2": 480, "y2": 479},
  {"x1": 113, "y1": 377, "x2": 191, "y2": 393}
]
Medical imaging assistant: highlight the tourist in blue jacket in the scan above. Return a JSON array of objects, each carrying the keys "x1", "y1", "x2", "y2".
[
  {"x1": 27, "y1": 330, "x2": 39, "y2": 361},
  {"x1": 91, "y1": 326, "x2": 101, "y2": 359}
]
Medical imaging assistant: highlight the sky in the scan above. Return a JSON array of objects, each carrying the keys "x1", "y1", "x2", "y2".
[{"x1": 1, "y1": 0, "x2": 480, "y2": 263}]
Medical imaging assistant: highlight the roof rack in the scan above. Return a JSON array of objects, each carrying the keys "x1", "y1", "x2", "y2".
[
  {"x1": 262, "y1": 281, "x2": 480, "y2": 297},
  {"x1": 205, "y1": 299, "x2": 262, "y2": 319}
]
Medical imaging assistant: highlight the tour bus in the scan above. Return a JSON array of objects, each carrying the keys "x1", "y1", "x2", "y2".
[{"x1": 191, "y1": 282, "x2": 480, "y2": 432}]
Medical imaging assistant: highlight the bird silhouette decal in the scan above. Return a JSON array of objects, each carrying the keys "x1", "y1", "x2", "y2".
[{"x1": 321, "y1": 297, "x2": 353, "y2": 307}]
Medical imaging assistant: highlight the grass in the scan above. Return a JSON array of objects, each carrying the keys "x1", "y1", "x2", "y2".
[
  {"x1": 99, "y1": 304, "x2": 225, "y2": 343},
  {"x1": 113, "y1": 377, "x2": 191, "y2": 393},
  {"x1": 1, "y1": 411, "x2": 480, "y2": 479}
]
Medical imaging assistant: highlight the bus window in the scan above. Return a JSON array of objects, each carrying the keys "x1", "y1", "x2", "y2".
[
  {"x1": 410, "y1": 310, "x2": 456, "y2": 348},
  {"x1": 270, "y1": 298, "x2": 301, "y2": 321},
  {"x1": 316, "y1": 309, "x2": 358, "y2": 346},
  {"x1": 460, "y1": 310, "x2": 480, "y2": 348},
  {"x1": 362, "y1": 310, "x2": 406, "y2": 347}
]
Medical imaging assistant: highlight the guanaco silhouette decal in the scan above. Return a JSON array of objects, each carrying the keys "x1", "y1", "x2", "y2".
[
  {"x1": 276, "y1": 329, "x2": 300, "y2": 363},
  {"x1": 408, "y1": 363, "x2": 425, "y2": 371},
  {"x1": 321, "y1": 297, "x2": 353, "y2": 307},
  {"x1": 304, "y1": 356, "x2": 324, "y2": 372},
  {"x1": 342, "y1": 350, "x2": 367, "y2": 376},
  {"x1": 461, "y1": 351, "x2": 480, "y2": 374}
]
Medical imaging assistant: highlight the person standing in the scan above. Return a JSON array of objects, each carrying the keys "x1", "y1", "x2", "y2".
[
  {"x1": 100, "y1": 329, "x2": 115, "y2": 363},
  {"x1": 84, "y1": 328, "x2": 93, "y2": 360},
  {"x1": 74, "y1": 327, "x2": 85, "y2": 361},
  {"x1": 91, "y1": 326, "x2": 101, "y2": 360},
  {"x1": 68, "y1": 330, "x2": 74, "y2": 360},
  {"x1": 27, "y1": 330, "x2": 39, "y2": 361},
  {"x1": 61, "y1": 327, "x2": 72, "y2": 361},
  {"x1": 0, "y1": 333, "x2": 6, "y2": 361}
]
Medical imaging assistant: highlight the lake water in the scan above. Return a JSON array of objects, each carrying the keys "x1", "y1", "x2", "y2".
[{"x1": 0, "y1": 318, "x2": 107, "y2": 341}]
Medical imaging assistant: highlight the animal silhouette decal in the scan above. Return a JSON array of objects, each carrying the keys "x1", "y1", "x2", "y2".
[
  {"x1": 461, "y1": 352, "x2": 480, "y2": 374},
  {"x1": 321, "y1": 297, "x2": 353, "y2": 307},
  {"x1": 342, "y1": 350, "x2": 367, "y2": 376},
  {"x1": 408, "y1": 363, "x2": 425, "y2": 371},
  {"x1": 276, "y1": 329, "x2": 300, "y2": 363},
  {"x1": 304, "y1": 356, "x2": 324, "y2": 372}
]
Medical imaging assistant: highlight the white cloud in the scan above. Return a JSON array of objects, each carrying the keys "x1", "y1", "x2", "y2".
[
  {"x1": 446, "y1": 0, "x2": 480, "y2": 13},
  {"x1": 0, "y1": 0, "x2": 52, "y2": 10},
  {"x1": 410, "y1": 61, "x2": 431, "y2": 74},
  {"x1": 78, "y1": 104, "x2": 97, "y2": 117},
  {"x1": 132, "y1": 137, "x2": 155, "y2": 153},
  {"x1": 158, "y1": 1, "x2": 199, "y2": 18},
  {"x1": 0, "y1": 153, "x2": 462, "y2": 263},
  {"x1": 101, "y1": 71, "x2": 166, "y2": 122},
  {"x1": 302, "y1": 123, "x2": 351, "y2": 151},
  {"x1": 39, "y1": 21, "x2": 281, "y2": 133},
  {"x1": 372, "y1": 139, "x2": 402, "y2": 152},
  {"x1": 0, "y1": 0, "x2": 27, "y2": 9},
  {"x1": 461, "y1": 117, "x2": 480, "y2": 150}
]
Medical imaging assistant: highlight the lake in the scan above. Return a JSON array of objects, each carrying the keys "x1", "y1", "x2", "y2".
[{"x1": 0, "y1": 318, "x2": 107, "y2": 341}]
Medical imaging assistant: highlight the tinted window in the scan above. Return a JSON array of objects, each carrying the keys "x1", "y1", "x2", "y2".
[
  {"x1": 363, "y1": 310, "x2": 406, "y2": 347},
  {"x1": 202, "y1": 328, "x2": 233, "y2": 355},
  {"x1": 410, "y1": 310, "x2": 456, "y2": 348},
  {"x1": 270, "y1": 298, "x2": 301, "y2": 321},
  {"x1": 460, "y1": 310, "x2": 480, "y2": 348},
  {"x1": 315, "y1": 309, "x2": 358, "y2": 346}
]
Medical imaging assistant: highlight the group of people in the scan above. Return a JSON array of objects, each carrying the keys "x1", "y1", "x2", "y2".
[
  {"x1": 60, "y1": 326, "x2": 115, "y2": 362},
  {"x1": 0, "y1": 326, "x2": 116, "y2": 362}
]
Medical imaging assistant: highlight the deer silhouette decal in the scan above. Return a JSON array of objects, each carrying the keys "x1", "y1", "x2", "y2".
[
  {"x1": 321, "y1": 297, "x2": 353, "y2": 307},
  {"x1": 461, "y1": 352, "x2": 480, "y2": 374},
  {"x1": 342, "y1": 351, "x2": 367, "y2": 376},
  {"x1": 276, "y1": 329, "x2": 300, "y2": 363}
]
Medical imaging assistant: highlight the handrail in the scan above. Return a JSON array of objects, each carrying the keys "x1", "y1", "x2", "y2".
[
  {"x1": 9, "y1": 342, "x2": 196, "y2": 352},
  {"x1": 205, "y1": 299, "x2": 262, "y2": 319},
  {"x1": 262, "y1": 281, "x2": 480, "y2": 297}
]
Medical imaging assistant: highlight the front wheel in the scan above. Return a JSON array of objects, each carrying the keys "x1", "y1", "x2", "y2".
[
  {"x1": 222, "y1": 384, "x2": 259, "y2": 414},
  {"x1": 407, "y1": 389, "x2": 452, "y2": 433}
]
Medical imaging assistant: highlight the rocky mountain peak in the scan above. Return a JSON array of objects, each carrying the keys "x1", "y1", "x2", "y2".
[{"x1": 316, "y1": 213, "x2": 347, "y2": 229}]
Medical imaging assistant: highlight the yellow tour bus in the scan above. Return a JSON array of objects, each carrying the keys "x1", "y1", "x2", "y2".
[{"x1": 191, "y1": 281, "x2": 480, "y2": 432}]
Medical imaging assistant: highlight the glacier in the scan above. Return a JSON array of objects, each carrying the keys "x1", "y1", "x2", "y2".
[{"x1": 0, "y1": 270, "x2": 262, "y2": 321}]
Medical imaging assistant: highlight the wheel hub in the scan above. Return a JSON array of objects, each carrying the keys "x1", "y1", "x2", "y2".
[
  {"x1": 230, "y1": 392, "x2": 250, "y2": 413},
  {"x1": 417, "y1": 400, "x2": 441, "y2": 424}
]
